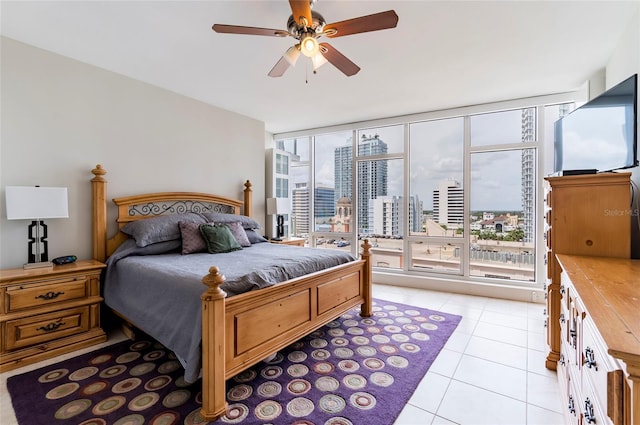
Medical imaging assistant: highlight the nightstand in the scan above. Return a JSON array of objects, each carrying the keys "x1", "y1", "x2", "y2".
[
  {"x1": 269, "y1": 237, "x2": 305, "y2": 247},
  {"x1": 0, "y1": 259, "x2": 107, "y2": 372}
]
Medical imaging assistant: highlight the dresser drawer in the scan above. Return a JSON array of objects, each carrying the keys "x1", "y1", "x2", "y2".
[
  {"x1": 581, "y1": 318, "x2": 616, "y2": 404},
  {"x1": 565, "y1": 372, "x2": 581, "y2": 425},
  {"x1": 581, "y1": 378, "x2": 611, "y2": 425},
  {"x1": 5, "y1": 277, "x2": 88, "y2": 312},
  {"x1": 5, "y1": 306, "x2": 90, "y2": 351}
]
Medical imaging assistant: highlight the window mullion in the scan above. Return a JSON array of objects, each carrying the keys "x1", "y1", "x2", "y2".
[{"x1": 462, "y1": 116, "x2": 471, "y2": 278}]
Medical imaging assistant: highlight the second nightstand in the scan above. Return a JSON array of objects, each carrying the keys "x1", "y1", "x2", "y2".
[{"x1": 269, "y1": 237, "x2": 305, "y2": 247}]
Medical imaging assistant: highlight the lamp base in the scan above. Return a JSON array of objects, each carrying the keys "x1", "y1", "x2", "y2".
[
  {"x1": 23, "y1": 261, "x2": 53, "y2": 270},
  {"x1": 276, "y1": 214, "x2": 285, "y2": 239}
]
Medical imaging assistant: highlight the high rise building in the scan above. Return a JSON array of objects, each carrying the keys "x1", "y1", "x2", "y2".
[
  {"x1": 370, "y1": 197, "x2": 400, "y2": 236},
  {"x1": 334, "y1": 144, "x2": 352, "y2": 203},
  {"x1": 370, "y1": 195, "x2": 423, "y2": 236},
  {"x1": 292, "y1": 182, "x2": 310, "y2": 236},
  {"x1": 314, "y1": 184, "x2": 335, "y2": 230},
  {"x1": 409, "y1": 195, "x2": 424, "y2": 233},
  {"x1": 521, "y1": 108, "x2": 535, "y2": 243},
  {"x1": 334, "y1": 134, "x2": 388, "y2": 234},
  {"x1": 433, "y1": 179, "x2": 464, "y2": 226}
]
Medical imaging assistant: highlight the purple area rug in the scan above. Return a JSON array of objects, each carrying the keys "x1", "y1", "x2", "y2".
[{"x1": 7, "y1": 299, "x2": 461, "y2": 425}]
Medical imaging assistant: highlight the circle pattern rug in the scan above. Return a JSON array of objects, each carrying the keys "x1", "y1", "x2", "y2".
[{"x1": 7, "y1": 299, "x2": 461, "y2": 425}]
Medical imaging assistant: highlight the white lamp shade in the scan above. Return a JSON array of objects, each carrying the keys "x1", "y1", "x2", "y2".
[
  {"x1": 312, "y1": 52, "x2": 328, "y2": 71},
  {"x1": 5, "y1": 186, "x2": 69, "y2": 220},
  {"x1": 284, "y1": 45, "x2": 301, "y2": 66},
  {"x1": 266, "y1": 197, "x2": 290, "y2": 215}
]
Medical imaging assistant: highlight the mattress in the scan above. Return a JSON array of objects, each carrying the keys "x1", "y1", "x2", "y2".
[{"x1": 103, "y1": 239, "x2": 356, "y2": 382}]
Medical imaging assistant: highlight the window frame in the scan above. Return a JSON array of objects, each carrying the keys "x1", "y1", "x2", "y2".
[{"x1": 274, "y1": 90, "x2": 585, "y2": 289}]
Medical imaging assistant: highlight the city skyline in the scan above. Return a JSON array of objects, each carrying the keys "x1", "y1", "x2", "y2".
[{"x1": 290, "y1": 112, "x2": 529, "y2": 212}]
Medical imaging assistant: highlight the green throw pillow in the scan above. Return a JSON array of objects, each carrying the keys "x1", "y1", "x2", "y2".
[{"x1": 199, "y1": 223, "x2": 242, "y2": 254}]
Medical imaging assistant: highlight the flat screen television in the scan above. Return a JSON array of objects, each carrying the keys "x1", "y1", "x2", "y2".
[{"x1": 554, "y1": 73, "x2": 638, "y2": 174}]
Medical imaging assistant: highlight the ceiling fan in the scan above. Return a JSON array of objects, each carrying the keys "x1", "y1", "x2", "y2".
[{"x1": 212, "y1": 0, "x2": 398, "y2": 77}]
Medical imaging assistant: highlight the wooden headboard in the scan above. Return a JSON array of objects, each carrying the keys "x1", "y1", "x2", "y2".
[{"x1": 91, "y1": 164, "x2": 253, "y2": 262}]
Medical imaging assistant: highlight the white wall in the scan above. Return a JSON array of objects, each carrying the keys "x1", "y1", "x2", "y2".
[
  {"x1": 604, "y1": 9, "x2": 640, "y2": 258},
  {"x1": 0, "y1": 37, "x2": 266, "y2": 269}
]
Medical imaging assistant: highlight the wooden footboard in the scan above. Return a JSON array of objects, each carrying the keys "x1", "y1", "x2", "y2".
[
  {"x1": 200, "y1": 242, "x2": 372, "y2": 420},
  {"x1": 90, "y1": 164, "x2": 372, "y2": 422}
]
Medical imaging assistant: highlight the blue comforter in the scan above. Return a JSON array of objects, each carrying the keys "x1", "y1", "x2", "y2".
[{"x1": 103, "y1": 239, "x2": 356, "y2": 382}]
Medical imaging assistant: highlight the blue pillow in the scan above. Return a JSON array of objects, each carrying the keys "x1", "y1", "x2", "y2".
[
  {"x1": 200, "y1": 212, "x2": 261, "y2": 230},
  {"x1": 245, "y1": 229, "x2": 268, "y2": 244},
  {"x1": 121, "y1": 213, "x2": 206, "y2": 247}
]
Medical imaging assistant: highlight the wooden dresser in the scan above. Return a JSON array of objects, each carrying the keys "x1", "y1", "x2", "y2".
[
  {"x1": 544, "y1": 172, "x2": 631, "y2": 370},
  {"x1": 556, "y1": 255, "x2": 639, "y2": 425},
  {"x1": 0, "y1": 260, "x2": 106, "y2": 371}
]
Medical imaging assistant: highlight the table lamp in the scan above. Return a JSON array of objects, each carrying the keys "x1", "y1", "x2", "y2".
[
  {"x1": 5, "y1": 186, "x2": 69, "y2": 269},
  {"x1": 266, "y1": 197, "x2": 290, "y2": 241}
]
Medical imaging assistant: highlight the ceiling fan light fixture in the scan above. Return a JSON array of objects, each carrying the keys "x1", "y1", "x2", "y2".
[
  {"x1": 213, "y1": 2, "x2": 398, "y2": 78},
  {"x1": 311, "y1": 52, "x2": 328, "y2": 71},
  {"x1": 300, "y1": 34, "x2": 319, "y2": 58},
  {"x1": 284, "y1": 45, "x2": 301, "y2": 66}
]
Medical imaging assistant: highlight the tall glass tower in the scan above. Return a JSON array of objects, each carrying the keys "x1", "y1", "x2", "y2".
[
  {"x1": 334, "y1": 135, "x2": 388, "y2": 234},
  {"x1": 521, "y1": 108, "x2": 536, "y2": 243}
]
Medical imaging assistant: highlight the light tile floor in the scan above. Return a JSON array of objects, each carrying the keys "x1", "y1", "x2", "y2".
[
  {"x1": 374, "y1": 284, "x2": 564, "y2": 425},
  {"x1": 0, "y1": 283, "x2": 563, "y2": 425}
]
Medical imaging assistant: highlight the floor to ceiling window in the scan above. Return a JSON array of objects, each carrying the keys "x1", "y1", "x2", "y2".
[
  {"x1": 274, "y1": 95, "x2": 577, "y2": 288},
  {"x1": 356, "y1": 126, "x2": 404, "y2": 268},
  {"x1": 408, "y1": 117, "x2": 464, "y2": 275},
  {"x1": 467, "y1": 108, "x2": 537, "y2": 282}
]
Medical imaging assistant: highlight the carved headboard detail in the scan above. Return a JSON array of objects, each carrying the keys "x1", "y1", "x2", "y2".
[{"x1": 91, "y1": 164, "x2": 253, "y2": 262}]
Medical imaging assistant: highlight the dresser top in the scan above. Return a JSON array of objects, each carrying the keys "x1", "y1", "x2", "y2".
[{"x1": 556, "y1": 254, "x2": 640, "y2": 366}]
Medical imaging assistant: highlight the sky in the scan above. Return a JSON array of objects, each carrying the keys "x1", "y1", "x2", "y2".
[{"x1": 285, "y1": 106, "x2": 568, "y2": 212}]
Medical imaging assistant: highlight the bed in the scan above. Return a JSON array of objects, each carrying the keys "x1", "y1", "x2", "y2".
[{"x1": 90, "y1": 164, "x2": 373, "y2": 420}]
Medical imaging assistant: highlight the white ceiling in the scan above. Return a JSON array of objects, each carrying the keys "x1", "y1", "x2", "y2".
[{"x1": 2, "y1": 1, "x2": 638, "y2": 134}]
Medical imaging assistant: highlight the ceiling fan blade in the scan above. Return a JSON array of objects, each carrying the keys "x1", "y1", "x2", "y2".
[
  {"x1": 289, "y1": 0, "x2": 313, "y2": 27},
  {"x1": 324, "y1": 10, "x2": 399, "y2": 38},
  {"x1": 268, "y1": 56, "x2": 291, "y2": 78},
  {"x1": 319, "y1": 43, "x2": 360, "y2": 77},
  {"x1": 212, "y1": 24, "x2": 288, "y2": 37}
]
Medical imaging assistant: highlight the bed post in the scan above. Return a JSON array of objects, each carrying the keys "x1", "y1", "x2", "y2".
[
  {"x1": 200, "y1": 266, "x2": 228, "y2": 421},
  {"x1": 361, "y1": 239, "x2": 372, "y2": 317},
  {"x1": 243, "y1": 180, "x2": 252, "y2": 218},
  {"x1": 91, "y1": 164, "x2": 108, "y2": 263}
]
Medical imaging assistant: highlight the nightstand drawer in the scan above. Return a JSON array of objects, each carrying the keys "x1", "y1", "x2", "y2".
[
  {"x1": 5, "y1": 306, "x2": 90, "y2": 351},
  {"x1": 5, "y1": 277, "x2": 88, "y2": 312}
]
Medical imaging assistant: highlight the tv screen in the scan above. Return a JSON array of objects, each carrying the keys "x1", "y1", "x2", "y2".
[{"x1": 554, "y1": 74, "x2": 638, "y2": 174}]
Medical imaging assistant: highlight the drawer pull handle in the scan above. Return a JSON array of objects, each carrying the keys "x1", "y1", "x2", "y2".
[
  {"x1": 584, "y1": 398, "x2": 596, "y2": 423},
  {"x1": 560, "y1": 285, "x2": 565, "y2": 294},
  {"x1": 584, "y1": 346, "x2": 597, "y2": 370},
  {"x1": 559, "y1": 313, "x2": 565, "y2": 323},
  {"x1": 560, "y1": 354, "x2": 565, "y2": 366},
  {"x1": 568, "y1": 395, "x2": 575, "y2": 414},
  {"x1": 569, "y1": 328, "x2": 577, "y2": 348},
  {"x1": 35, "y1": 291, "x2": 65, "y2": 301},
  {"x1": 37, "y1": 320, "x2": 66, "y2": 333}
]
